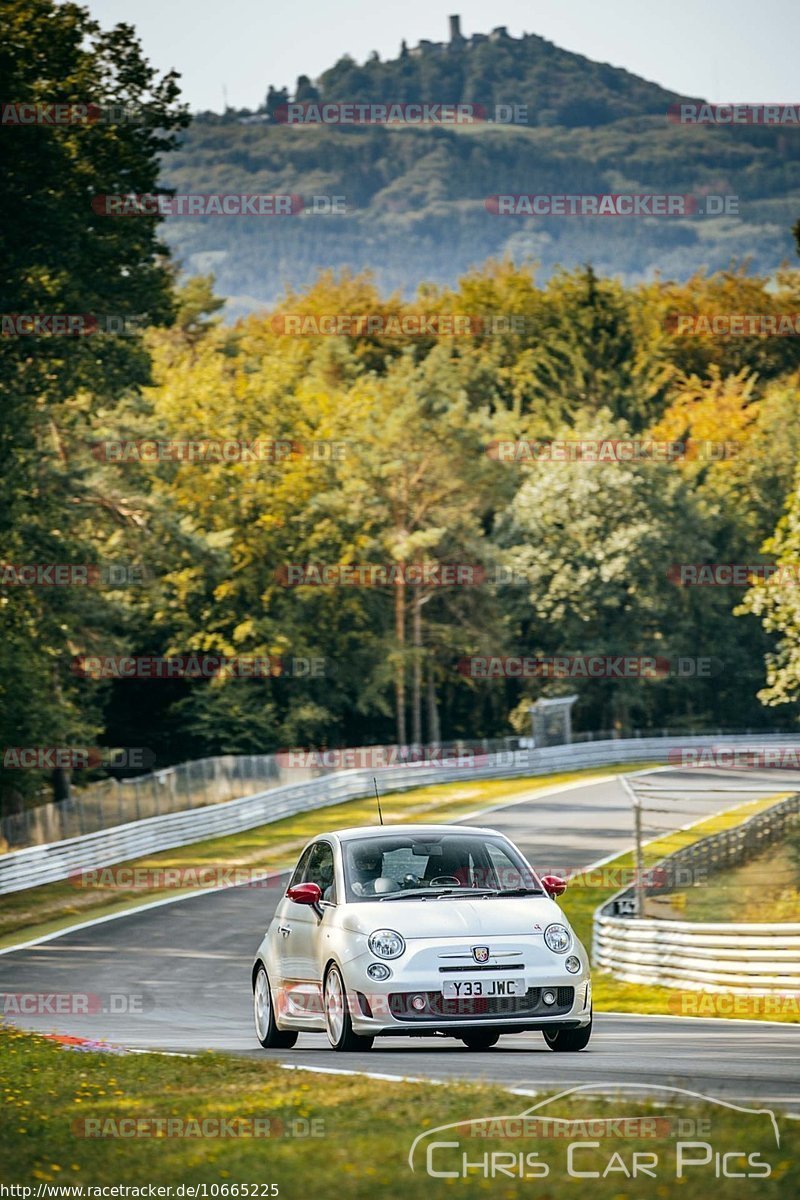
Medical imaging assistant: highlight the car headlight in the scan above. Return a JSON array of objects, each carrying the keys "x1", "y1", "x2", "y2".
[
  {"x1": 544, "y1": 923, "x2": 571, "y2": 953},
  {"x1": 368, "y1": 929, "x2": 405, "y2": 959},
  {"x1": 565, "y1": 955, "x2": 581, "y2": 974}
]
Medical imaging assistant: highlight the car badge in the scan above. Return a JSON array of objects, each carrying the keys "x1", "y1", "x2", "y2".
[{"x1": 472, "y1": 946, "x2": 490, "y2": 963}]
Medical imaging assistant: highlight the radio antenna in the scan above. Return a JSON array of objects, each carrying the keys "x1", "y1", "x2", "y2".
[{"x1": 373, "y1": 776, "x2": 384, "y2": 825}]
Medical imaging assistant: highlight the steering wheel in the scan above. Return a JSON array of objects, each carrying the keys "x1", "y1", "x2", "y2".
[{"x1": 429, "y1": 875, "x2": 462, "y2": 887}]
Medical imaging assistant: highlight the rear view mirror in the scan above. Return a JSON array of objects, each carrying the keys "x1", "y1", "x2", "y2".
[
  {"x1": 540, "y1": 874, "x2": 567, "y2": 898},
  {"x1": 287, "y1": 882, "x2": 322, "y2": 907}
]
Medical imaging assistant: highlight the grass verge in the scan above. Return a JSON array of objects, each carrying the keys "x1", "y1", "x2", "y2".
[
  {"x1": 658, "y1": 839, "x2": 800, "y2": 924},
  {"x1": 0, "y1": 1023, "x2": 796, "y2": 1195},
  {"x1": 559, "y1": 794, "x2": 800, "y2": 1024}
]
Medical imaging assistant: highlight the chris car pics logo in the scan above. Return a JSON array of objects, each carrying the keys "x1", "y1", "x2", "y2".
[{"x1": 408, "y1": 1084, "x2": 778, "y2": 1181}]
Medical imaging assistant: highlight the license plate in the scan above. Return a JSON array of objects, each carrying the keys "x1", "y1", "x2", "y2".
[{"x1": 442, "y1": 978, "x2": 522, "y2": 998}]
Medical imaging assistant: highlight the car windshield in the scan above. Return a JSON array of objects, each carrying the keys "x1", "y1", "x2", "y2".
[{"x1": 342, "y1": 833, "x2": 541, "y2": 902}]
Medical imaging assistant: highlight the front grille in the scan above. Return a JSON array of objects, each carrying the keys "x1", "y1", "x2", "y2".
[
  {"x1": 388, "y1": 987, "x2": 574, "y2": 1022},
  {"x1": 439, "y1": 964, "x2": 525, "y2": 973}
]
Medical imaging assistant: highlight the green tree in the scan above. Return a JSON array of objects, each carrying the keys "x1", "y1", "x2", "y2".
[
  {"x1": 738, "y1": 476, "x2": 800, "y2": 710},
  {"x1": 495, "y1": 413, "x2": 723, "y2": 732},
  {"x1": 0, "y1": 0, "x2": 187, "y2": 807}
]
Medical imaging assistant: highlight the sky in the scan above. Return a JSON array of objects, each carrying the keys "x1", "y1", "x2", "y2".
[{"x1": 85, "y1": 0, "x2": 799, "y2": 114}]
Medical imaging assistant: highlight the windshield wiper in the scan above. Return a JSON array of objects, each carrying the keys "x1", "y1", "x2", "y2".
[
  {"x1": 377, "y1": 887, "x2": 445, "y2": 901},
  {"x1": 378, "y1": 886, "x2": 497, "y2": 901},
  {"x1": 431, "y1": 888, "x2": 502, "y2": 900},
  {"x1": 475, "y1": 886, "x2": 544, "y2": 896}
]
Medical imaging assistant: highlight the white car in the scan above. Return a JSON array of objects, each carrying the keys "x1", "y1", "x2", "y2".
[{"x1": 252, "y1": 823, "x2": 592, "y2": 1052}]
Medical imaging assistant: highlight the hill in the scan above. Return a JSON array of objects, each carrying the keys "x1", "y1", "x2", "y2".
[{"x1": 159, "y1": 19, "x2": 800, "y2": 315}]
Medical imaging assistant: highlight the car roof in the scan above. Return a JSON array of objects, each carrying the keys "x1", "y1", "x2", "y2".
[{"x1": 325, "y1": 823, "x2": 503, "y2": 842}]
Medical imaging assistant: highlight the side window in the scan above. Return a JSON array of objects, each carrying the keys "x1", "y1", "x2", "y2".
[
  {"x1": 304, "y1": 841, "x2": 336, "y2": 902},
  {"x1": 485, "y1": 843, "x2": 531, "y2": 890},
  {"x1": 288, "y1": 845, "x2": 313, "y2": 890}
]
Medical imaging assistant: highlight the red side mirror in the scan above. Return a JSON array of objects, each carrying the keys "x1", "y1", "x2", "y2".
[
  {"x1": 541, "y1": 874, "x2": 567, "y2": 897},
  {"x1": 287, "y1": 882, "x2": 322, "y2": 906}
]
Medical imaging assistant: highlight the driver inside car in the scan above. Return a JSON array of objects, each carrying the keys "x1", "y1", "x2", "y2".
[
  {"x1": 349, "y1": 845, "x2": 385, "y2": 896},
  {"x1": 318, "y1": 857, "x2": 335, "y2": 902}
]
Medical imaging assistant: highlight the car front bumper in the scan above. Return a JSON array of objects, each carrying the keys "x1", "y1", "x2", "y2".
[{"x1": 342, "y1": 935, "x2": 592, "y2": 1036}]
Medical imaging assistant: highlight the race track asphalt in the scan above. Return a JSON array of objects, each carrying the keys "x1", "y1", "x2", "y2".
[{"x1": 2, "y1": 767, "x2": 798, "y2": 1106}]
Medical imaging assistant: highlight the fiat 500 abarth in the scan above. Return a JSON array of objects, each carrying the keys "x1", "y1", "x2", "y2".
[{"x1": 252, "y1": 824, "x2": 592, "y2": 1052}]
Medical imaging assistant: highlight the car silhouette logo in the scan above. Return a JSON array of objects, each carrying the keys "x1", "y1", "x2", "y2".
[{"x1": 472, "y1": 946, "x2": 490, "y2": 963}]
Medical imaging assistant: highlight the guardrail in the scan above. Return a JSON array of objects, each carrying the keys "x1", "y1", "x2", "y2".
[
  {"x1": 4, "y1": 726, "x2": 786, "y2": 852},
  {"x1": 2, "y1": 741, "x2": 523, "y2": 850},
  {"x1": 592, "y1": 794, "x2": 800, "y2": 994},
  {"x1": 1, "y1": 753, "x2": 288, "y2": 850},
  {"x1": 2, "y1": 733, "x2": 800, "y2": 897}
]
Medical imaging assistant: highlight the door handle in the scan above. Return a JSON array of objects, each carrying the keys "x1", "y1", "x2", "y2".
[{"x1": 279, "y1": 925, "x2": 291, "y2": 937}]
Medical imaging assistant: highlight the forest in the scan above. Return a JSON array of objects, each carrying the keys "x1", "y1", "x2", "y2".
[{"x1": 3, "y1": 0, "x2": 800, "y2": 810}]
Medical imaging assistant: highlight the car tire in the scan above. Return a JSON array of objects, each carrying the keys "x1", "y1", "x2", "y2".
[
  {"x1": 253, "y1": 964, "x2": 298, "y2": 1049},
  {"x1": 460, "y1": 1032, "x2": 500, "y2": 1051},
  {"x1": 324, "y1": 963, "x2": 374, "y2": 1051},
  {"x1": 543, "y1": 1008, "x2": 592, "y2": 1052}
]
